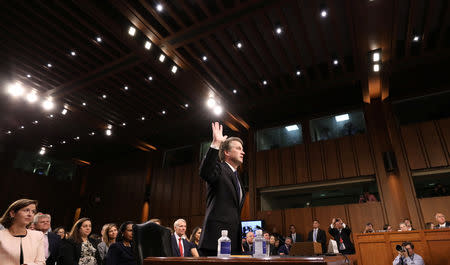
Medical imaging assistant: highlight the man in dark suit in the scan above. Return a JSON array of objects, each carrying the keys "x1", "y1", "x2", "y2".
[
  {"x1": 242, "y1": 231, "x2": 254, "y2": 254},
  {"x1": 307, "y1": 220, "x2": 327, "y2": 254},
  {"x1": 171, "y1": 219, "x2": 197, "y2": 257},
  {"x1": 198, "y1": 122, "x2": 246, "y2": 256},
  {"x1": 278, "y1": 237, "x2": 292, "y2": 256},
  {"x1": 435, "y1": 212, "x2": 450, "y2": 229},
  {"x1": 33, "y1": 213, "x2": 61, "y2": 265},
  {"x1": 287, "y1": 224, "x2": 302, "y2": 243},
  {"x1": 328, "y1": 218, "x2": 355, "y2": 254}
]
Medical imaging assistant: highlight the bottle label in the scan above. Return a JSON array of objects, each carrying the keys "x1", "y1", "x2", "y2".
[
  {"x1": 220, "y1": 241, "x2": 231, "y2": 254},
  {"x1": 262, "y1": 241, "x2": 267, "y2": 254}
]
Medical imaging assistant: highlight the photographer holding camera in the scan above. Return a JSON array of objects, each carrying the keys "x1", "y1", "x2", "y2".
[
  {"x1": 328, "y1": 218, "x2": 355, "y2": 254},
  {"x1": 393, "y1": 242, "x2": 424, "y2": 265}
]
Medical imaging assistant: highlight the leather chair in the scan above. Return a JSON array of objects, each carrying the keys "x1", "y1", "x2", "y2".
[{"x1": 133, "y1": 221, "x2": 173, "y2": 265}]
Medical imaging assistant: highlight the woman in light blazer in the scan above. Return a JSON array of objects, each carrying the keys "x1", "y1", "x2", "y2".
[{"x1": 0, "y1": 198, "x2": 45, "y2": 265}]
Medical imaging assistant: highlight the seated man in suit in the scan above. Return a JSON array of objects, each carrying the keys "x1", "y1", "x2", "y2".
[
  {"x1": 307, "y1": 220, "x2": 327, "y2": 254},
  {"x1": 171, "y1": 219, "x2": 199, "y2": 257},
  {"x1": 434, "y1": 212, "x2": 450, "y2": 229},
  {"x1": 33, "y1": 213, "x2": 61, "y2": 265},
  {"x1": 287, "y1": 224, "x2": 302, "y2": 243},
  {"x1": 328, "y1": 218, "x2": 355, "y2": 254},
  {"x1": 278, "y1": 237, "x2": 292, "y2": 256},
  {"x1": 242, "y1": 231, "x2": 254, "y2": 254}
]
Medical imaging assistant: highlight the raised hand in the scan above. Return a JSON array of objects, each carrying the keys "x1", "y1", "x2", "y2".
[{"x1": 211, "y1": 122, "x2": 228, "y2": 148}]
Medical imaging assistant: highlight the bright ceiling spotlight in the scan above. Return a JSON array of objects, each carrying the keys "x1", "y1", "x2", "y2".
[
  {"x1": 236, "y1": 42, "x2": 243, "y2": 49},
  {"x1": 82, "y1": 102, "x2": 87, "y2": 106},
  {"x1": 106, "y1": 129, "x2": 112, "y2": 136},
  {"x1": 335, "y1": 114, "x2": 349, "y2": 122},
  {"x1": 27, "y1": 74, "x2": 31, "y2": 78},
  {"x1": 275, "y1": 27, "x2": 283, "y2": 35},
  {"x1": 296, "y1": 70, "x2": 301, "y2": 76},
  {"x1": 141, "y1": 116, "x2": 146, "y2": 121},
  {"x1": 373, "y1": 64, "x2": 380, "y2": 72},
  {"x1": 262, "y1": 80, "x2": 268, "y2": 85},
  {"x1": 159, "y1": 54, "x2": 166, "y2": 62},
  {"x1": 96, "y1": 36, "x2": 102, "y2": 42},
  {"x1": 89, "y1": 132, "x2": 95, "y2": 136},
  {"x1": 156, "y1": 4, "x2": 163, "y2": 12},
  {"x1": 102, "y1": 94, "x2": 107, "y2": 99},
  {"x1": 74, "y1": 136, "x2": 80, "y2": 140},
  {"x1": 184, "y1": 103, "x2": 189, "y2": 108},
  {"x1": 202, "y1": 56, "x2": 208, "y2": 61},
  {"x1": 413, "y1": 35, "x2": 420, "y2": 42},
  {"x1": 373, "y1": 52, "x2": 380, "y2": 62},
  {"x1": 171, "y1": 65, "x2": 178, "y2": 74},
  {"x1": 42, "y1": 97, "x2": 54, "y2": 111},
  {"x1": 20, "y1": 125, "x2": 25, "y2": 129},
  {"x1": 124, "y1": 85, "x2": 129, "y2": 90},
  {"x1": 6, "y1": 130, "x2": 12, "y2": 135},
  {"x1": 122, "y1": 122, "x2": 126, "y2": 126},
  {"x1": 39, "y1": 148, "x2": 46, "y2": 156},
  {"x1": 47, "y1": 63, "x2": 52, "y2": 68},
  {"x1": 7, "y1": 82, "x2": 25, "y2": 97},
  {"x1": 128, "y1": 26, "x2": 136, "y2": 36},
  {"x1": 148, "y1": 76, "x2": 153, "y2": 81},
  {"x1": 107, "y1": 124, "x2": 112, "y2": 129},
  {"x1": 145, "y1": 41, "x2": 152, "y2": 50},
  {"x1": 61, "y1": 108, "x2": 68, "y2": 115},
  {"x1": 333, "y1": 59, "x2": 339, "y2": 65},
  {"x1": 285, "y1": 125, "x2": 299, "y2": 131},
  {"x1": 321, "y1": 10, "x2": 328, "y2": 17},
  {"x1": 206, "y1": 97, "x2": 216, "y2": 108},
  {"x1": 70, "y1": 51, "x2": 76, "y2": 56},
  {"x1": 162, "y1": 110, "x2": 166, "y2": 115},
  {"x1": 26, "y1": 91, "x2": 39, "y2": 103},
  {"x1": 49, "y1": 114, "x2": 54, "y2": 118},
  {"x1": 61, "y1": 140, "x2": 66, "y2": 144},
  {"x1": 233, "y1": 89, "x2": 237, "y2": 94},
  {"x1": 213, "y1": 105, "x2": 223, "y2": 116},
  {"x1": 32, "y1": 120, "x2": 39, "y2": 124}
]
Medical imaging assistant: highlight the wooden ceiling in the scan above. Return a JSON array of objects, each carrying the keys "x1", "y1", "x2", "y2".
[{"x1": 1, "y1": 0, "x2": 450, "y2": 159}]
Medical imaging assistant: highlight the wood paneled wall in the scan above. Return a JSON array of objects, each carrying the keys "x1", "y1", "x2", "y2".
[
  {"x1": 255, "y1": 134, "x2": 375, "y2": 189},
  {"x1": 256, "y1": 202, "x2": 384, "y2": 243},
  {"x1": 401, "y1": 118, "x2": 450, "y2": 170},
  {"x1": 418, "y1": 196, "x2": 450, "y2": 224}
]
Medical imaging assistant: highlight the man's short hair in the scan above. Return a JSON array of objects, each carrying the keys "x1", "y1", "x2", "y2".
[
  {"x1": 366, "y1": 223, "x2": 373, "y2": 226},
  {"x1": 219, "y1": 137, "x2": 243, "y2": 162},
  {"x1": 313, "y1": 219, "x2": 320, "y2": 224},
  {"x1": 173, "y1": 218, "x2": 186, "y2": 228},
  {"x1": 246, "y1": 231, "x2": 254, "y2": 237},
  {"x1": 402, "y1": 241, "x2": 414, "y2": 249},
  {"x1": 33, "y1": 213, "x2": 51, "y2": 224}
]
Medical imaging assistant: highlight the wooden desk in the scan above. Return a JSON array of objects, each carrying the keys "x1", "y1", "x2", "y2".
[
  {"x1": 353, "y1": 229, "x2": 450, "y2": 265},
  {"x1": 144, "y1": 256, "x2": 351, "y2": 265}
]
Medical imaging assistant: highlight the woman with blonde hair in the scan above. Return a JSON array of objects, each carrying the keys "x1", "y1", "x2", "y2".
[
  {"x1": 97, "y1": 223, "x2": 118, "y2": 264},
  {"x1": 0, "y1": 198, "x2": 45, "y2": 265},
  {"x1": 59, "y1": 217, "x2": 101, "y2": 265}
]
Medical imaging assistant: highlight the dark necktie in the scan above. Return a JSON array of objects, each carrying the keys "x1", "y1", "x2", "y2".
[{"x1": 234, "y1": 171, "x2": 241, "y2": 201}]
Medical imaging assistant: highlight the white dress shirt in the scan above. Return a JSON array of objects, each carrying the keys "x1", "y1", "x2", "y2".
[{"x1": 393, "y1": 253, "x2": 425, "y2": 265}]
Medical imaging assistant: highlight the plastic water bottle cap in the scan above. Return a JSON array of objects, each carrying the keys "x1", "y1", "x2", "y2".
[
  {"x1": 221, "y1": 230, "x2": 228, "y2": 236},
  {"x1": 255, "y1": 229, "x2": 262, "y2": 236}
]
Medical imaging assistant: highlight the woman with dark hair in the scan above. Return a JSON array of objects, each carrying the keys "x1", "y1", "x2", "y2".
[
  {"x1": 105, "y1": 221, "x2": 136, "y2": 265},
  {"x1": 189, "y1": 226, "x2": 202, "y2": 249},
  {"x1": 59, "y1": 217, "x2": 101, "y2": 265},
  {"x1": 54, "y1": 226, "x2": 66, "y2": 239},
  {"x1": 0, "y1": 198, "x2": 45, "y2": 265},
  {"x1": 97, "y1": 223, "x2": 118, "y2": 264}
]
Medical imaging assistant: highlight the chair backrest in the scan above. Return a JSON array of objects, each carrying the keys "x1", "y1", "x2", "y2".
[{"x1": 133, "y1": 221, "x2": 173, "y2": 265}]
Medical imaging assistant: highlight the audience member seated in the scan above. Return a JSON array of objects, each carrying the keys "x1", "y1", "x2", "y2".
[
  {"x1": 392, "y1": 242, "x2": 424, "y2": 265},
  {"x1": 242, "y1": 231, "x2": 254, "y2": 255},
  {"x1": 271, "y1": 226, "x2": 284, "y2": 244},
  {"x1": 363, "y1": 222, "x2": 375, "y2": 233},
  {"x1": 170, "y1": 219, "x2": 198, "y2": 257},
  {"x1": 433, "y1": 183, "x2": 448, "y2": 196},
  {"x1": 403, "y1": 218, "x2": 415, "y2": 231},
  {"x1": 149, "y1": 218, "x2": 161, "y2": 225},
  {"x1": 278, "y1": 237, "x2": 292, "y2": 256},
  {"x1": 287, "y1": 224, "x2": 302, "y2": 243},
  {"x1": 328, "y1": 218, "x2": 355, "y2": 254},
  {"x1": 189, "y1": 226, "x2": 202, "y2": 249},
  {"x1": 28, "y1": 222, "x2": 36, "y2": 230},
  {"x1": 383, "y1": 224, "x2": 393, "y2": 232},
  {"x1": 399, "y1": 222, "x2": 409, "y2": 232},
  {"x1": 59, "y1": 217, "x2": 101, "y2": 265},
  {"x1": 97, "y1": 223, "x2": 118, "y2": 264},
  {"x1": 434, "y1": 212, "x2": 450, "y2": 229},
  {"x1": 0, "y1": 199, "x2": 45, "y2": 265},
  {"x1": 53, "y1": 227, "x2": 66, "y2": 239},
  {"x1": 34, "y1": 213, "x2": 61, "y2": 265},
  {"x1": 263, "y1": 231, "x2": 270, "y2": 241},
  {"x1": 269, "y1": 235, "x2": 279, "y2": 256},
  {"x1": 425, "y1": 222, "x2": 434, "y2": 229},
  {"x1": 307, "y1": 220, "x2": 327, "y2": 254},
  {"x1": 105, "y1": 221, "x2": 136, "y2": 265},
  {"x1": 359, "y1": 192, "x2": 378, "y2": 203}
]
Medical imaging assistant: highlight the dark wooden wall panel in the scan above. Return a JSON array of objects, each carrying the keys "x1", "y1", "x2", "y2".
[
  {"x1": 400, "y1": 125, "x2": 428, "y2": 170},
  {"x1": 314, "y1": 205, "x2": 348, "y2": 244},
  {"x1": 268, "y1": 149, "x2": 281, "y2": 186},
  {"x1": 419, "y1": 121, "x2": 448, "y2": 167},
  {"x1": 323, "y1": 140, "x2": 340, "y2": 180},
  {"x1": 180, "y1": 164, "x2": 194, "y2": 217},
  {"x1": 280, "y1": 147, "x2": 295, "y2": 185},
  {"x1": 353, "y1": 134, "x2": 375, "y2": 175},
  {"x1": 294, "y1": 144, "x2": 309, "y2": 183},
  {"x1": 309, "y1": 142, "x2": 324, "y2": 182},
  {"x1": 284, "y1": 208, "x2": 313, "y2": 241},
  {"x1": 255, "y1": 151, "x2": 268, "y2": 188},
  {"x1": 338, "y1": 136, "x2": 358, "y2": 178},
  {"x1": 257, "y1": 210, "x2": 284, "y2": 234},
  {"x1": 438, "y1": 118, "x2": 450, "y2": 160},
  {"x1": 347, "y1": 202, "x2": 384, "y2": 233}
]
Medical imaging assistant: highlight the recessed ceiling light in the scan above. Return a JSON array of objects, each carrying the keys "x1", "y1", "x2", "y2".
[
  {"x1": 124, "y1": 85, "x2": 129, "y2": 90},
  {"x1": 213, "y1": 105, "x2": 223, "y2": 115},
  {"x1": 233, "y1": 89, "x2": 237, "y2": 94},
  {"x1": 27, "y1": 74, "x2": 31, "y2": 78},
  {"x1": 171, "y1": 65, "x2": 178, "y2": 73},
  {"x1": 26, "y1": 91, "x2": 39, "y2": 103},
  {"x1": 122, "y1": 122, "x2": 126, "y2": 126},
  {"x1": 159, "y1": 54, "x2": 166, "y2": 62},
  {"x1": 373, "y1": 64, "x2": 380, "y2": 72},
  {"x1": 6, "y1": 130, "x2": 12, "y2": 135},
  {"x1": 49, "y1": 114, "x2": 54, "y2": 118},
  {"x1": 128, "y1": 26, "x2": 136, "y2": 36},
  {"x1": 89, "y1": 132, "x2": 95, "y2": 136},
  {"x1": 39, "y1": 148, "x2": 46, "y2": 156},
  {"x1": 373, "y1": 52, "x2": 380, "y2": 62},
  {"x1": 335, "y1": 114, "x2": 349, "y2": 122},
  {"x1": 102, "y1": 94, "x2": 107, "y2": 99},
  {"x1": 49, "y1": 145, "x2": 53, "y2": 148},
  {"x1": 74, "y1": 136, "x2": 80, "y2": 140},
  {"x1": 70, "y1": 51, "x2": 76, "y2": 56},
  {"x1": 184, "y1": 103, "x2": 189, "y2": 108},
  {"x1": 61, "y1": 140, "x2": 66, "y2": 144},
  {"x1": 145, "y1": 41, "x2": 152, "y2": 50},
  {"x1": 296, "y1": 70, "x2": 301, "y2": 76},
  {"x1": 141, "y1": 116, "x2": 145, "y2": 121},
  {"x1": 236, "y1": 42, "x2": 243, "y2": 49},
  {"x1": 96, "y1": 36, "x2": 102, "y2": 42},
  {"x1": 82, "y1": 102, "x2": 87, "y2": 106},
  {"x1": 107, "y1": 124, "x2": 112, "y2": 129},
  {"x1": 47, "y1": 63, "x2": 52, "y2": 68},
  {"x1": 20, "y1": 126, "x2": 25, "y2": 129},
  {"x1": 148, "y1": 76, "x2": 153, "y2": 81},
  {"x1": 162, "y1": 110, "x2": 166, "y2": 114},
  {"x1": 202, "y1": 56, "x2": 208, "y2": 61},
  {"x1": 285, "y1": 125, "x2": 299, "y2": 131},
  {"x1": 333, "y1": 59, "x2": 339, "y2": 65},
  {"x1": 7, "y1": 82, "x2": 25, "y2": 97},
  {"x1": 156, "y1": 4, "x2": 163, "y2": 12},
  {"x1": 262, "y1": 80, "x2": 268, "y2": 85},
  {"x1": 32, "y1": 120, "x2": 39, "y2": 124},
  {"x1": 275, "y1": 27, "x2": 283, "y2": 35},
  {"x1": 413, "y1": 35, "x2": 420, "y2": 42},
  {"x1": 106, "y1": 129, "x2": 112, "y2": 136},
  {"x1": 42, "y1": 97, "x2": 54, "y2": 111},
  {"x1": 206, "y1": 97, "x2": 216, "y2": 108},
  {"x1": 321, "y1": 10, "x2": 328, "y2": 17},
  {"x1": 61, "y1": 108, "x2": 68, "y2": 115}
]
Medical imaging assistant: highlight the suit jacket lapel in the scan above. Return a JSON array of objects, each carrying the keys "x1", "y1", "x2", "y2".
[{"x1": 222, "y1": 162, "x2": 240, "y2": 206}]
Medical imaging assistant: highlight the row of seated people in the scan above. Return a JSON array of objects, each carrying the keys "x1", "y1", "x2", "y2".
[
  {"x1": 1, "y1": 198, "x2": 449, "y2": 265},
  {"x1": 362, "y1": 214, "x2": 450, "y2": 233}
]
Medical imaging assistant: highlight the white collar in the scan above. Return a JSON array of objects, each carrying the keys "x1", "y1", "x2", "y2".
[
  {"x1": 225, "y1": 161, "x2": 237, "y2": 172},
  {"x1": 175, "y1": 233, "x2": 184, "y2": 241}
]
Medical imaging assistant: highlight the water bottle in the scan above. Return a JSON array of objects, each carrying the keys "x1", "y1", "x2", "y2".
[
  {"x1": 253, "y1": 229, "x2": 267, "y2": 258},
  {"x1": 217, "y1": 230, "x2": 231, "y2": 257}
]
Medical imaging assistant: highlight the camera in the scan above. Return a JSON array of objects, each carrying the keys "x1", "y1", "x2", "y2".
[{"x1": 396, "y1": 245, "x2": 405, "y2": 252}]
